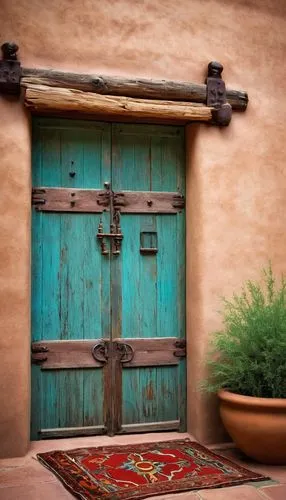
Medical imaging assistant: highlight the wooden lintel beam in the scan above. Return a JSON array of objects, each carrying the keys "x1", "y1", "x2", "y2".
[
  {"x1": 24, "y1": 84, "x2": 213, "y2": 122},
  {"x1": 22, "y1": 68, "x2": 248, "y2": 111}
]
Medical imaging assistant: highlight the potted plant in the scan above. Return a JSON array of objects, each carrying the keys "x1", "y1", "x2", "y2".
[{"x1": 204, "y1": 264, "x2": 286, "y2": 464}]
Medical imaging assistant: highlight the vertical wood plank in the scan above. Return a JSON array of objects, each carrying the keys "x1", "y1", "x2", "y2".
[
  {"x1": 114, "y1": 124, "x2": 186, "y2": 430},
  {"x1": 112, "y1": 124, "x2": 151, "y2": 191},
  {"x1": 156, "y1": 215, "x2": 177, "y2": 338},
  {"x1": 31, "y1": 119, "x2": 111, "y2": 437},
  {"x1": 139, "y1": 216, "x2": 157, "y2": 338}
]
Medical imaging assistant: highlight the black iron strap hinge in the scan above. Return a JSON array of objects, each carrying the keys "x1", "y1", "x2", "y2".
[
  {"x1": 0, "y1": 42, "x2": 21, "y2": 95},
  {"x1": 173, "y1": 339, "x2": 186, "y2": 358},
  {"x1": 31, "y1": 344, "x2": 49, "y2": 364}
]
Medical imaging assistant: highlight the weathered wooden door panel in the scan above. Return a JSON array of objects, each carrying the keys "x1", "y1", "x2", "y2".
[
  {"x1": 122, "y1": 366, "x2": 179, "y2": 429},
  {"x1": 31, "y1": 119, "x2": 111, "y2": 439},
  {"x1": 31, "y1": 119, "x2": 185, "y2": 439},
  {"x1": 111, "y1": 124, "x2": 186, "y2": 432}
]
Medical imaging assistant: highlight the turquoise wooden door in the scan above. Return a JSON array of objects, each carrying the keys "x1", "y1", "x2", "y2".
[{"x1": 31, "y1": 118, "x2": 185, "y2": 439}]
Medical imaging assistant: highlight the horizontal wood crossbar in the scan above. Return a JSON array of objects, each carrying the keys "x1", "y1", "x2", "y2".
[
  {"x1": 31, "y1": 337, "x2": 185, "y2": 369},
  {"x1": 22, "y1": 68, "x2": 248, "y2": 110},
  {"x1": 32, "y1": 340, "x2": 104, "y2": 369},
  {"x1": 32, "y1": 187, "x2": 185, "y2": 214},
  {"x1": 114, "y1": 191, "x2": 185, "y2": 213},
  {"x1": 119, "y1": 421, "x2": 180, "y2": 433},
  {"x1": 39, "y1": 425, "x2": 106, "y2": 438},
  {"x1": 25, "y1": 84, "x2": 213, "y2": 122},
  {"x1": 115, "y1": 338, "x2": 185, "y2": 367},
  {"x1": 32, "y1": 187, "x2": 108, "y2": 213}
]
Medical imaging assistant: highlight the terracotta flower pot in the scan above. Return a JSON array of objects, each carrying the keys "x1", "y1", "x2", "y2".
[{"x1": 218, "y1": 389, "x2": 286, "y2": 465}]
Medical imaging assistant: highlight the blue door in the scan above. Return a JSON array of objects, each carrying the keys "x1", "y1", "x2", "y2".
[{"x1": 31, "y1": 118, "x2": 185, "y2": 439}]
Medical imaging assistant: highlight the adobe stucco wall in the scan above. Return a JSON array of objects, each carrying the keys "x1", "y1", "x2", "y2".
[{"x1": 1, "y1": 0, "x2": 286, "y2": 456}]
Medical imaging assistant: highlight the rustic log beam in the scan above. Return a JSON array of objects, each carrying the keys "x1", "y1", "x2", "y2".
[
  {"x1": 22, "y1": 68, "x2": 248, "y2": 110},
  {"x1": 24, "y1": 84, "x2": 213, "y2": 122}
]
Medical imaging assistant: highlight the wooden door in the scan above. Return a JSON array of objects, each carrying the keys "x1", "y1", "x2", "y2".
[{"x1": 31, "y1": 119, "x2": 185, "y2": 439}]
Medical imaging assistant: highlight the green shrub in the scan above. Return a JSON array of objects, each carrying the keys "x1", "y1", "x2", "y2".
[{"x1": 204, "y1": 264, "x2": 286, "y2": 398}]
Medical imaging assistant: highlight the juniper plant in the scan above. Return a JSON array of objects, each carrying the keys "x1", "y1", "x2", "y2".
[{"x1": 204, "y1": 264, "x2": 286, "y2": 398}]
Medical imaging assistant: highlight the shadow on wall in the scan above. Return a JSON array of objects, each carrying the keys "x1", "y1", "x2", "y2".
[{"x1": 200, "y1": 0, "x2": 286, "y2": 18}]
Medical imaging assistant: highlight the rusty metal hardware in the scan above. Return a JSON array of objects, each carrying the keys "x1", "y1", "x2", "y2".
[
  {"x1": 113, "y1": 192, "x2": 126, "y2": 210},
  {"x1": 140, "y1": 231, "x2": 158, "y2": 255},
  {"x1": 173, "y1": 339, "x2": 186, "y2": 358},
  {"x1": 172, "y1": 194, "x2": 185, "y2": 209},
  {"x1": 140, "y1": 248, "x2": 158, "y2": 255},
  {"x1": 116, "y1": 342, "x2": 134, "y2": 364},
  {"x1": 97, "y1": 181, "x2": 111, "y2": 208},
  {"x1": 97, "y1": 191, "x2": 110, "y2": 207},
  {"x1": 206, "y1": 61, "x2": 232, "y2": 127},
  {"x1": 31, "y1": 344, "x2": 49, "y2": 364},
  {"x1": 70, "y1": 192, "x2": 76, "y2": 207},
  {"x1": 96, "y1": 212, "x2": 123, "y2": 256},
  {"x1": 111, "y1": 211, "x2": 123, "y2": 255},
  {"x1": 0, "y1": 42, "x2": 21, "y2": 95},
  {"x1": 92, "y1": 340, "x2": 134, "y2": 364},
  {"x1": 32, "y1": 188, "x2": 46, "y2": 206},
  {"x1": 96, "y1": 220, "x2": 109, "y2": 255},
  {"x1": 92, "y1": 340, "x2": 109, "y2": 363}
]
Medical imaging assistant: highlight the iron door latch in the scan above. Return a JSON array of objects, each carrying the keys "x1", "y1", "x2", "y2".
[
  {"x1": 92, "y1": 340, "x2": 134, "y2": 364},
  {"x1": 96, "y1": 211, "x2": 123, "y2": 256}
]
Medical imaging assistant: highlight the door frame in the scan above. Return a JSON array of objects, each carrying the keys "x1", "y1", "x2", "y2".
[
  {"x1": 1, "y1": 108, "x2": 203, "y2": 458},
  {"x1": 30, "y1": 119, "x2": 186, "y2": 438}
]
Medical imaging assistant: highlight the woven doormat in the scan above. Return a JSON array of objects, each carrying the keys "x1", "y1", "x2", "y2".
[{"x1": 37, "y1": 439, "x2": 268, "y2": 499}]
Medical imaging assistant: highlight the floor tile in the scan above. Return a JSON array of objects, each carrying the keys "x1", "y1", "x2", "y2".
[
  {"x1": 198, "y1": 485, "x2": 265, "y2": 499},
  {"x1": 27, "y1": 432, "x2": 191, "y2": 455},
  {"x1": 0, "y1": 461, "x2": 55, "y2": 488},
  {"x1": 149, "y1": 493, "x2": 201, "y2": 499},
  {"x1": 260, "y1": 485, "x2": 286, "y2": 499},
  {"x1": 1, "y1": 436, "x2": 285, "y2": 500},
  {"x1": 216, "y1": 449, "x2": 286, "y2": 484},
  {"x1": 0, "y1": 482, "x2": 72, "y2": 500}
]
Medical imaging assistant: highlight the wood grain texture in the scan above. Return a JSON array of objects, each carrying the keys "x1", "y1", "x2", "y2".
[
  {"x1": 31, "y1": 340, "x2": 106, "y2": 369},
  {"x1": 40, "y1": 425, "x2": 106, "y2": 438},
  {"x1": 114, "y1": 191, "x2": 185, "y2": 214},
  {"x1": 112, "y1": 124, "x2": 185, "y2": 429},
  {"x1": 31, "y1": 119, "x2": 111, "y2": 439},
  {"x1": 114, "y1": 338, "x2": 183, "y2": 367},
  {"x1": 119, "y1": 421, "x2": 180, "y2": 433},
  {"x1": 31, "y1": 119, "x2": 186, "y2": 437},
  {"x1": 22, "y1": 68, "x2": 248, "y2": 110},
  {"x1": 25, "y1": 85, "x2": 213, "y2": 122},
  {"x1": 32, "y1": 187, "x2": 108, "y2": 212}
]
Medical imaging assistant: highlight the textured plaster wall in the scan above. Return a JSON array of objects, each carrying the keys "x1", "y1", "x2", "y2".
[
  {"x1": 0, "y1": 98, "x2": 31, "y2": 457},
  {"x1": 1, "y1": 0, "x2": 286, "y2": 455}
]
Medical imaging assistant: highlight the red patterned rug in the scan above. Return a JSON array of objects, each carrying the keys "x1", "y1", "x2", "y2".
[{"x1": 37, "y1": 439, "x2": 268, "y2": 499}]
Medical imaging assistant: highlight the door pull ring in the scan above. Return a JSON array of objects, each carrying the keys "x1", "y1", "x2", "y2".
[{"x1": 92, "y1": 340, "x2": 109, "y2": 363}]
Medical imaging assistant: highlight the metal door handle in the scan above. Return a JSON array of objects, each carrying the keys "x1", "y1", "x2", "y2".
[
  {"x1": 92, "y1": 340, "x2": 109, "y2": 363},
  {"x1": 116, "y1": 342, "x2": 134, "y2": 364}
]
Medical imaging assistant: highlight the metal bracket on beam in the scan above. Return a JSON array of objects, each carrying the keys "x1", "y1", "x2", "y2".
[
  {"x1": 206, "y1": 61, "x2": 232, "y2": 126},
  {"x1": 0, "y1": 42, "x2": 21, "y2": 95}
]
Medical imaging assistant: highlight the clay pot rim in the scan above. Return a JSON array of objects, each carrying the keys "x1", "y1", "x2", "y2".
[{"x1": 218, "y1": 389, "x2": 286, "y2": 408}]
